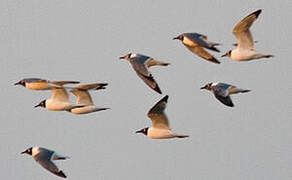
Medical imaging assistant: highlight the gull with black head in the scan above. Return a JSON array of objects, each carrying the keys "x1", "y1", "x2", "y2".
[
  {"x1": 200, "y1": 82, "x2": 250, "y2": 107},
  {"x1": 173, "y1": 32, "x2": 221, "y2": 64},
  {"x1": 120, "y1": 53, "x2": 169, "y2": 94},
  {"x1": 136, "y1": 95, "x2": 189, "y2": 139},
  {"x1": 21, "y1": 146, "x2": 69, "y2": 178},
  {"x1": 222, "y1": 9, "x2": 274, "y2": 61},
  {"x1": 34, "y1": 86, "x2": 83, "y2": 111}
]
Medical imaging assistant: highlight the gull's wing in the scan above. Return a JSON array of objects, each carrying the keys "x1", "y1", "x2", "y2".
[
  {"x1": 49, "y1": 81, "x2": 80, "y2": 86},
  {"x1": 136, "y1": 72, "x2": 162, "y2": 94},
  {"x1": 129, "y1": 57, "x2": 151, "y2": 77},
  {"x1": 147, "y1": 95, "x2": 170, "y2": 129},
  {"x1": 214, "y1": 94, "x2": 234, "y2": 107},
  {"x1": 130, "y1": 58, "x2": 162, "y2": 94},
  {"x1": 22, "y1": 78, "x2": 47, "y2": 83},
  {"x1": 70, "y1": 90, "x2": 93, "y2": 105},
  {"x1": 34, "y1": 149, "x2": 66, "y2": 178},
  {"x1": 186, "y1": 46, "x2": 220, "y2": 64},
  {"x1": 184, "y1": 33, "x2": 220, "y2": 52},
  {"x1": 51, "y1": 87, "x2": 70, "y2": 102},
  {"x1": 70, "y1": 83, "x2": 108, "y2": 105},
  {"x1": 73, "y1": 83, "x2": 108, "y2": 90},
  {"x1": 212, "y1": 83, "x2": 232, "y2": 97},
  {"x1": 232, "y1": 9, "x2": 262, "y2": 50}
]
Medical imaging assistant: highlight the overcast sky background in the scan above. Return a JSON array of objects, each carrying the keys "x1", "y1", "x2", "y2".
[{"x1": 1, "y1": 0, "x2": 291, "y2": 180}]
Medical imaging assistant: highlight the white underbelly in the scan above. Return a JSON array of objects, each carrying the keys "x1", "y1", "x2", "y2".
[
  {"x1": 46, "y1": 101, "x2": 72, "y2": 111},
  {"x1": 231, "y1": 49, "x2": 256, "y2": 61},
  {"x1": 148, "y1": 128, "x2": 176, "y2": 139}
]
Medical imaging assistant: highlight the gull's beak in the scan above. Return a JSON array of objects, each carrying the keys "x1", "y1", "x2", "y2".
[
  {"x1": 119, "y1": 56, "x2": 125, "y2": 60},
  {"x1": 34, "y1": 103, "x2": 41, "y2": 108},
  {"x1": 173, "y1": 36, "x2": 179, "y2": 40},
  {"x1": 135, "y1": 130, "x2": 142, "y2": 134},
  {"x1": 21, "y1": 150, "x2": 27, "y2": 154},
  {"x1": 200, "y1": 86, "x2": 206, "y2": 90},
  {"x1": 221, "y1": 53, "x2": 228, "y2": 57},
  {"x1": 14, "y1": 81, "x2": 21, "y2": 85}
]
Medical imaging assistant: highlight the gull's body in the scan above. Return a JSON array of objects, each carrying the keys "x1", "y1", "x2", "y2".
[
  {"x1": 201, "y1": 82, "x2": 250, "y2": 107},
  {"x1": 21, "y1": 147, "x2": 69, "y2": 178},
  {"x1": 222, "y1": 9, "x2": 273, "y2": 61},
  {"x1": 34, "y1": 86, "x2": 83, "y2": 111},
  {"x1": 173, "y1": 33, "x2": 221, "y2": 64},
  {"x1": 136, "y1": 95, "x2": 189, "y2": 139},
  {"x1": 14, "y1": 78, "x2": 79, "y2": 90},
  {"x1": 120, "y1": 53, "x2": 169, "y2": 94},
  {"x1": 69, "y1": 83, "x2": 109, "y2": 114}
]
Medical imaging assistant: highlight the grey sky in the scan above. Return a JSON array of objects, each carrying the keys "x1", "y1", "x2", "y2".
[{"x1": 1, "y1": 0, "x2": 291, "y2": 179}]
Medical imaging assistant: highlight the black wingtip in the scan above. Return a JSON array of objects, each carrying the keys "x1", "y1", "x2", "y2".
[
  {"x1": 227, "y1": 103, "x2": 234, "y2": 107},
  {"x1": 210, "y1": 46, "x2": 220, "y2": 53},
  {"x1": 56, "y1": 171, "x2": 67, "y2": 178},
  {"x1": 154, "y1": 85, "x2": 162, "y2": 94},
  {"x1": 161, "y1": 95, "x2": 169, "y2": 102},
  {"x1": 209, "y1": 57, "x2": 221, "y2": 64},
  {"x1": 253, "y1": 9, "x2": 262, "y2": 18}
]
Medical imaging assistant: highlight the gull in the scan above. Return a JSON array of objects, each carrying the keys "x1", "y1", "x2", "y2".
[
  {"x1": 222, "y1": 9, "x2": 274, "y2": 61},
  {"x1": 136, "y1": 95, "x2": 189, "y2": 139},
  {"x1": 34, "y1": 86, "x2": 84, "y2": 111},
  {"x1": 14, "y1": 78, "x2": 79, "y2": 90},
  {"x1": 200, "y1": 82, "x2": 251, "y2": 107},
  {"x1": 120, "y1": 53, "x2": 169, "y2": 94},
  {"x1": 21, "y1": 146, "x2": 69, "y2": 178},
  {"x1": 173, "y1": 33, "x2": 221, "y2": 64},
  {"x1": 69, "y1": 83, "x2": 109, "y2": 114}
]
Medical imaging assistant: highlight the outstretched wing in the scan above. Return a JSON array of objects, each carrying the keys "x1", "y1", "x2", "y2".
[
  {"x1": 147, "y1": 95, "x2": 170, "y2": 129},
  {"x1": 71, "y1": 90, "x2": 93, "y2": 105},
  {"x1": 136, "y1": 72, "x2": 162, "y2": 94},
  {"x1": 186, "y1": 45, "x2": 220, "y2": 64},
  {"x1": 184, "y1": 33, "x2": 220, "y2": 52},
  {"x1": 232, "y1": 9, "x2": 262, "y2": 50},
  {"x1": 214, "y1": 94, "x2": 234, "y2": 107},
  {"x1": 50, "y1": 80, "x2": 80, "y2": 86},
  {"x1": 34, "y1": 149, "x2": 67, "y2": 178}
]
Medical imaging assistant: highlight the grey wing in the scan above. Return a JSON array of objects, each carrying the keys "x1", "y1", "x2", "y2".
[
  {"x1": 50, "y1": 81, "x2": 80, "y2": 86},
  {"x1": 147, "y1": 95, "x2": 170, "y2": 129},
  {"x1": 130, "y1": 57, "x2": 150, "y2": 77},
  {"x1": 136, "y1": 72, "x2": 162, "y2": 94},
  {"x1": 184, "y1": 33, "x2": 220, "y2": 52},
  {"x1": 51, "y1": 87, "x2": 70, "y2": 102},
  {"x1": 232, "y1": 9, "x2": 262, "y2": 50},
  {"x1": 71, "y1": 90, "x2": 93, "y2": 105},
  {"x1": 186, "y1": 46, "x2": 220, "y2": 64},
  {"x1": 34, "y1": 149, "x2": 66, "y2": 178},
  {"x1": 23, "y1": 78, "x2": 47, "y2": 83},
  {"x1": 214, "y1": 94, "x2": 234, "y2": 107},
  {"x1": 212, "y1": 83, "x2": 231, "y2": 97},
  {"x1": 215, "y1": 83, "x2": 232, "y2": 91}
]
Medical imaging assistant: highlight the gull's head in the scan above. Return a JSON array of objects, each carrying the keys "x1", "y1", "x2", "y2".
[
  {"x1": 135, "y1": 127, "x2": 149, "y2": 136},
  {"x1": 221, "y1": 50, "x2": 232, "y2": 57},
  {"x1": 14, "y1": 80, "x2": 25, "y2": 87},
  {"x1": 21, "y1": 147, "x2": 33, "y2": 155},
  {"x1": 200, "y1": 83, "x2": 213, "y2": 91},
  {"x1": 173, "y1": 34, "x2": 184, "y2": 41},
  {"x1": 34, "y1": 100, "x2": 46, "y2": 108},
  {"x1": 119, "y1": 53, "x2": 132, "y2": 60}
]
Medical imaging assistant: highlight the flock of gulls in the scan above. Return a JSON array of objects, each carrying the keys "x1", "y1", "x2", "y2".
[{"x1": 15, "y1": 9, "x2": 273, "y2": 178}]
